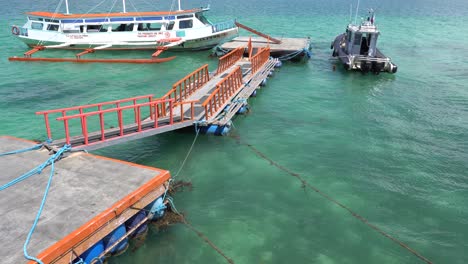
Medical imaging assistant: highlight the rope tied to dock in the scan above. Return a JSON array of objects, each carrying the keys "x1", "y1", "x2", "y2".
[
  {"x1": 22, "y1": 144, "x2": 71, "y2": 264},
  {"x1": 276, "y1": 48, "x2": 312, "y2": 61},
  {"x1": 174, "y1": 124, "x2": 201, "y2": 178},
  {"x1": 0, "y1": 142, "x2": 44, "y2": 157},
  {"x1": 0, "y1": 140, "x2": 62, "y2": 191},
  {"x1": 230, "y1": 134, "x2": 434, "y2": 264}
]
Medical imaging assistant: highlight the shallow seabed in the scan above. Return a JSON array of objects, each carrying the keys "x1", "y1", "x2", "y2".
[{"x1": 1, "y1": 0, "x2": 467, "y2": 263}]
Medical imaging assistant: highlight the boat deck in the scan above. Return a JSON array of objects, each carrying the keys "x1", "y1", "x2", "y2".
[{"x1": 0, "y1": 136, "x2": 170, "y2": 263}]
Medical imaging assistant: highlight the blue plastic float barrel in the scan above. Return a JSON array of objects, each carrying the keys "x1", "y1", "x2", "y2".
[
  {"x1": 260, "y1": 79, "x2": 267, "y2": 86},
  {"x1": 237, "y1": 105, "x2": 248, "y2": 115},
  {"x1": 146, "y1": 196, "x2": 166, "y2": 221},
  {"x1": 125, "y1": 211, "x2": 148, "y2": 238},
  {"x1": 103, "y1": 225, "x2": 128, "y2": 256},
  {"x1": 76, "y1": 241, "x2": 104, "y2": 264},
  {"x1": 268, "y1": 71, "x2": 274, "y2": 77},
  {"x1": 205, "y1": 125, "x2": 231, "y2": 136},
  {"x1": 275, "y1": 61, "x2": 282, "y2": 68},
  {"x1": 250, "y1": 90, "x2": 257, "y2": 97}
]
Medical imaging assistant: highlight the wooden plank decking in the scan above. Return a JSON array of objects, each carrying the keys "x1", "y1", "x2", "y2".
[{"x1": 221, "y1": 36, "x2": 311, "y2": 56}]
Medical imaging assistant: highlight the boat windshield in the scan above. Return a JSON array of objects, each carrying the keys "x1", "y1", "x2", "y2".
[{"x1": 195, "y1": 12, "x2": 210, "y2": 25}]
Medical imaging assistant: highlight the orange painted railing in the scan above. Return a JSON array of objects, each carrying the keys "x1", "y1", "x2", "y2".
[
  {"x1": 161, "y1": 64, "x2": 210, "y2": 104},
  {"x1": 202, "y1": 66, "x2": 243, "y2": 120},
  {"x1": 250, "y1": 47, "x2": 271, "y2": 74},
  {"x1": 37, "y1": 95, "x2": 155, "y2": 140},
  {"x1": 216, "y1": 47, "x2": 244, "y2": 75},
  {"x1": 53, "y1": 98, "x2": 197, "y2": 146}
]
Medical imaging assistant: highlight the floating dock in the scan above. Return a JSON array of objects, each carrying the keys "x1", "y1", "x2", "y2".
[
  {"x1": 0, "y1": 136, "x2": 171, "y2": 263},
  {"x1": 214, "y1": 22, "x2": 311, "y2": 61},
  {"x1": 219, "y1": 36, "x2": 311, "y2": 61}
]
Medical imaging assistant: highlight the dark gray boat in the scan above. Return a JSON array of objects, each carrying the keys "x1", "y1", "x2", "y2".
[{"x1": 331, "y1": 10, "x2": 397, "y2": 74}]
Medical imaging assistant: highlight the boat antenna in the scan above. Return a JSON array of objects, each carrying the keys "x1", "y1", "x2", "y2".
[
  {"x1": 122, "y1": 0, "x2": 127, "y2": 13},
  {"x1": 65, "y1": 0, "x2": 70, "y2": 14},
  {"x1": 349, "y1": 3, "x2": 353, "y2": 23},
  {"x1": 354, "y1": 0, "x2": 360, "y2": 24},
  {"x1": 178, "y1": 0, "x2": 182, "y2": 11}
]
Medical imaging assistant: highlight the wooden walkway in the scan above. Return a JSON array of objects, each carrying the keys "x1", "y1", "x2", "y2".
[{"x1": 38, "y1": 45, "x2": 278, "y2": 151}]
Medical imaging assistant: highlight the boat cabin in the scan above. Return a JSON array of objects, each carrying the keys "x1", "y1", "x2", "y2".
[
  {"x1": 344, "y1": 17, "x2": 380, "y2": 57},
  {"x1": 21, "y1": 8, "x2": 213, "y2": 37}
]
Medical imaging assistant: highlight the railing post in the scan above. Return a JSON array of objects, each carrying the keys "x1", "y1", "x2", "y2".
[
  {"x1": 162, "y1": 100, "x2": 166, "y2": 117},
  {"x1": 214, "y1": 93, "x2": 219, "y2": 111},
  {"x1": 180, "y1": 103, "x2": 184, "y2": 122},
  {"x1": 149, "y1": 96, "x2": 154, "y2": 120},
  {"x1": 209, "y1": 101, "x2": 213, "y2": 118},
  {"x1": 133, "y1": 99, "x2": 138, "y2": 123},
  {"x1": 63, "y1": 119, "x2": 70, "y2": 145},
  {"x1": 43, "y1": 113, "x2": 52, "y2": 140},
  {"x1": 118, "y1": 109, "x2": 124, "y2": 136},
  {"x1": 191, "y1": 102, "x2": 195, "y2": 120},
  {"x1": 98, "y1": 105, "x2": 105, "y2": 141},
  {"x1": 79, "y1": 107, "x2": 85, "y2": 139},
  {"x1": 137, "y1": 106, "x2": 142, "y2": 132},
  {"x1": 169, "y1": 100, "x2": 174, "y2": 125},
  {"x1": 82, "y1": 115, "x2": 89, "y2": 145},
  {"x1": 154, "y1": 103, "x2": 159, "y2": 128}
]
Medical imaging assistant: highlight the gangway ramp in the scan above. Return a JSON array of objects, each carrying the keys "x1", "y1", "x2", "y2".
[{"x1": 36, "y1": 44, "x2": 278, "y2": 151}]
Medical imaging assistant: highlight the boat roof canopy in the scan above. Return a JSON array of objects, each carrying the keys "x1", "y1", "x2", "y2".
[
  {"x1": 348, "y1": 24, "x2": 379, "y2": 34},
  {"x1": 26, "y1": 8, "x2": 207, "y2": 20}
]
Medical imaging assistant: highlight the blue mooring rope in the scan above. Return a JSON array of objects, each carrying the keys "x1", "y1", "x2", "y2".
[
  {"x1": 22, "y1": 144, "x2": 71, "y2": 264},
  {"x1": 277, "y1": 48, "x2": 312, "y2": 61},
  {"x1": 0, "y1": 143, "x2": 43, "y2": 157},
  {"x1": 0, "y1": 143, "x2": 64, "y2": 191}
]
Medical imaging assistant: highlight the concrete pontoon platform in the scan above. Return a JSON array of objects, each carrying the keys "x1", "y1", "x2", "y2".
[
  {"x1": 0, "y1": 136, "x2": 170, "y2": 263},
  {"x1": 220, "y1": 36, "x2": 311, "y2": 59}
]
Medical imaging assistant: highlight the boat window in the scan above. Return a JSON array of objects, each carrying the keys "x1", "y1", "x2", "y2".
[
  {"x1": 353, "y1": 33, "x2": 362, "y2": 45},
  {"x1": 31, "y1": 22, "x2": 43, "y2": 30},
  {"x1": 167, "y1": 21, "x2": 175, "y2": 30},
  {"x1": 47, "y1": 24, "x2": 59, "y2": 31},
  {"x1": 195, "y1": 13, "x2": 210, "y2": 25},
  {"x1": 179, "y1": 20, "x2": 193, "y2": 29},
  {"x1": 360, "y1": 33, "x2": 370, "y2": 54},
  {"x1": 87, "y1": 25, "x2": 106, "y2": 32},
  {"x1": 63, "y1": 29, "x2": 80, "y2": 33},
  {"x1": 177, "y1": 14, "x2": 193, "y2": 19},
  {"x1": 45, "y1": 19, "x2": 60, "y2": 23},
  {"x1": 29, "y1": 17, "x2": 44, "y2": 22},
  {"x1": 138, "y1": 23, "x2": 163, "y2": 31},
  {"x1": 111, "y1": 23, "x2": 134, "y2": 32}
]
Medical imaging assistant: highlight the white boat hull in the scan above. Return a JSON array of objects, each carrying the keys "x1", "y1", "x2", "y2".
[{"x1": 17, "y1": 27, "x2": 238, "y2": 51}]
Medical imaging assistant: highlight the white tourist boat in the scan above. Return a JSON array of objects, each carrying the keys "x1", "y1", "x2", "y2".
[{"x1": 11, "y1": 0, "x2": 238, "y2": 51}]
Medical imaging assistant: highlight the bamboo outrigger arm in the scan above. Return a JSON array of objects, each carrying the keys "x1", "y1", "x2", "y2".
[
  {"x1": 24, "y1": 45, "x2": 46, "y2": 57},
  {"x1": 9, "y1": 41, "x2": 179, "y2": 63},
  {"x1": 235, "y1": 22, "x2": 282, "y2": 44}
]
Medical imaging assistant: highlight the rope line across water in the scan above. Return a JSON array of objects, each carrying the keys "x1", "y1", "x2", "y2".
[
  {"x1": 182, "y1": 220, "x2": 235, "y2": 264},
  {"x1": 231, "y1": 135, "x2": 433, "y2": 264}
]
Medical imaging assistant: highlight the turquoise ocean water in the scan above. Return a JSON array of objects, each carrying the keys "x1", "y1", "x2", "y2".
[{"x1": 1, "y1": 0, "x2": 468, "y2": 263}]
